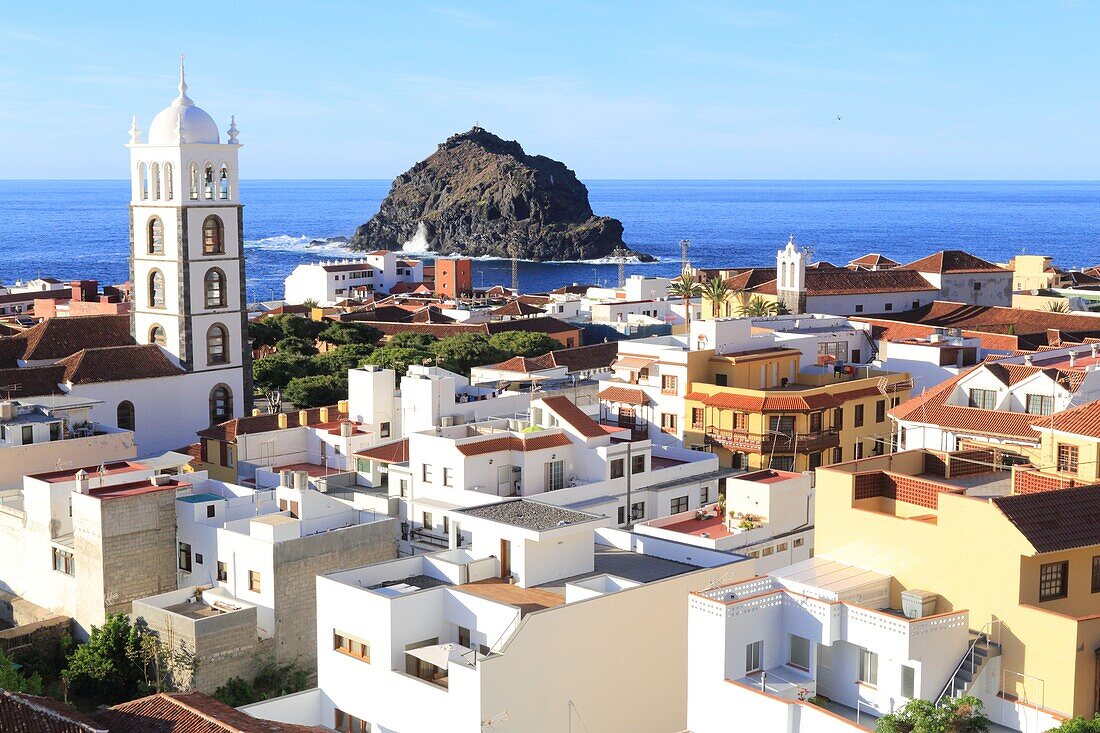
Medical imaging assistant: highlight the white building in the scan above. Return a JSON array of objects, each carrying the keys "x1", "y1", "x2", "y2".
[
  {"x1": 873, "y1": 331, "x2": 984, "y2": 395},
  {"x1": 901, "y1": 251, "x2": 1013, "y2": 307},
  {"x1": 0, "y1": 395, "x2": 136, "y2": 489},
  {"x1": 284, "y1": 253, "x2": 425, "y2": 306},
  {"x1": 687, "y1": 557, "x2": 970, "y2": 732},
  {"x1": 634, "y1": 468, "x2": 814, "y2": 572},
  {"x1": 242, "y1": 499, "x2": 752, "y2": 733}
]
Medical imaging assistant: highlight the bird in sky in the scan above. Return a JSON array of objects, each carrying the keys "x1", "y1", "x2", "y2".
[{"x1": 837, "y1": 115, "x2": 843, "y2": 120}]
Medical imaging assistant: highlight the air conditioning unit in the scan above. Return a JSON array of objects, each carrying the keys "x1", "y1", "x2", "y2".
[
  {"x1": 441, "y1": 416, "x2": 455, "y2": 428},
  {"x1": 901, "y1": 589, "x2": 938, "y2": 619}
]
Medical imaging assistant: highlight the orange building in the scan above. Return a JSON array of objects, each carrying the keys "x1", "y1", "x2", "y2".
[{"x1": 434, "y1": 258, "x2": 472, "y2": 299}]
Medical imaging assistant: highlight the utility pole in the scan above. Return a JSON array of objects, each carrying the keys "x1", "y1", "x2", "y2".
[{"x1": 510, "y1": 242, "x2": 519, "y2": 294}]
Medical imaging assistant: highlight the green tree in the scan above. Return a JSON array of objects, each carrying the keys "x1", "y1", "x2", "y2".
[
  {"x1": 318, "y1": 321, "x2": 382, "y2": 346},
  {"x1": 0, "y1": 647, "x2": 44, "y2": 694},
  {"x1": 366, "y1": 345, "x2": 435, "y2": 375},
  {"x1": 274, "y1": 336, "x2": 318, "y2": 357},
  {"x1": 247, "y1": 319, "x2": 283, "y2": 349},
  {"x1": 875, "y1": 696, "x2": 989, "y2": 733},
  {"x1": 252, "y1": 353, "x2": 315, "y2": 392},
  {"x1": 314, "y1": 343, "x2": 375, "y2": 375},
  {"x1": 739, "y1": 295, "x2": 782, "y2": 317},
  {"x1": 387, "y1": 331, "x2": 440, "y2": 350},
  {"x1": 431, "y1": 334, "x2": 508, "y2": 376},
  {"x1": 271, "y1": 314, "x2": 326, "y2": 342},
  {"x1": 283, "y1": 375, "x2": 348, "y2": 408},
  {"x1": 63, "y1": 614, "x2": 151, "y2": 705},
  {"x1": 489, "y1": 331, "x2": 561, "y2": 359},
  {"x1": 668, "y1": 272, "x2": 703, "y2": 324},
  {"x1": 213, "y1": 656, "x2": 311, "y2": 707},
  {"x1": 1050, "y1": 717, "x2": 1100, "y2": 732}
]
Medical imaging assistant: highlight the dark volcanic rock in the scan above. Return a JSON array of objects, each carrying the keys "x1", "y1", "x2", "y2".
[{"x1": 348, "y1": 127, "x2": 651, "y2": 261}]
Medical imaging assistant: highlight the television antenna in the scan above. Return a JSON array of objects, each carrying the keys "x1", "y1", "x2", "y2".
[
  {"x1": 680, "y1": 239, "x2": 691, "y2": 272},
  {"x1": 613, "y1": 245, "x2": 629, "y2": 288},
  {"x1": 0, "y1": 384, "x2": 22, "y2": 401}
]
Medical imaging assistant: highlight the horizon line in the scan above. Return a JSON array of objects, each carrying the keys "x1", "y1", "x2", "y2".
[{"x1": 3, "y1": 177, "x2": 1100, "y2": 184}]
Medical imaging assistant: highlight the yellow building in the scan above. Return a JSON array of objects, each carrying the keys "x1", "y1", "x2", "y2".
[
  {"x1": 815, "y1": 449, "x2": 1100, "y2": 723},
  {"x1": 683, "y1": 354, "x2": 912, "y2": 473}
]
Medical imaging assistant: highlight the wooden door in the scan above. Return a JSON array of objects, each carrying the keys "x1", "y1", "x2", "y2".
[{"x1": 500, "y1": 539, "x2": 512, "y2": 579}]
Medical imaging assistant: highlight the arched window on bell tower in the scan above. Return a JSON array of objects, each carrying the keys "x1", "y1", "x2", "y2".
[
  {"x1": 138, "y1": 162, "x2": 149, "y2": 200},
  {"x1": 209, "y1": 384, "x2": 233, "y2": 425},
  {"x1": 117, "y1": 401, "x2": 136, "y2": 431},
  {"x1": 219, "y1": 163, "x2": 230, "y2": 200},
  {"x1": 148, "y1": 217, "x2": 164, "y2": 255},
  {"x1": 164, "y1": 162, "x2": 174, "y2": 200},
  {"x1": 149, "y1": 324, "x2": 166, "y2": 346},
  {"x1": 204, "y1": 268, "x2": 226, "y2": 308},
  {"x1": 203, "y1": 163, "x2": 215, "y2": 200},
  {"x1": 202, "y1": 216, "x2": 224, "y2": 255},
  {"x1": 149, "y1": 270, "x2": 166, "y2": 308},
  {"x1": 206, "y1": 323, "x2": 229, "y2": 365},
  {"x1": 189, "y1": 163, "x2": 200, "y2": 200},
  {"x1": 151, "y1": 162, "x2": 161, "y2": 199}
]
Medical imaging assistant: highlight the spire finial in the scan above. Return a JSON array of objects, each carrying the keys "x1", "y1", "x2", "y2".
[
  {"x1": 227, "y1": 115, "x2": 240, "y2": 145},
  {"x1": 176, "y1": 54, "x2": 192, "y2": 105},
  {"x1": 128, "y1": 115, "x2": 141, "y2": 145}
]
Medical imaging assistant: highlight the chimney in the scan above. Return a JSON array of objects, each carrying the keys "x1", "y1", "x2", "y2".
[
  {"x1": 337, "y1": 399, "x2": 349, "y2": 413},
  {"x1": 339, "y1": 421, "x2": 353, "y2": 438},
  {"x1": 277, "y1": 413, "x2": 289, "y2": 429},
  {"x1": 1092, "y1": 343, "x2": 1099, "y2": 359},
  {"x1": 1070, "y1": 351, "x2": 1078, "y2": 367},
  {"x1": 75, "y1": 469, "x2": 89, "y2": 494},
  {"x1": 319, "y1": 407, "x2": 331, "y2": 423},
  {"x1": 298, "y1": 410, "x2": 310, "y2": 427},
  {"x1": 252, "y1": 408, "x2": 261, "y2": 417},
  {"x1": 293, "y1": 471, "x2": 309, "y2": 491},
  {"x1": 279, "y1": 469, "x2": 293, "y2": 488}
]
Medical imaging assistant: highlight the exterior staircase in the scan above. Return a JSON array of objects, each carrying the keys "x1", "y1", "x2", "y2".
[{"x1": 938, "y1": 630, "x2": 1002, "y2": 702}]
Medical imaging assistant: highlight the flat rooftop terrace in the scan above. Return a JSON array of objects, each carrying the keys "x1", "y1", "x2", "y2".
[{"x1": 455, "y1": 578, "x2": 565, "y2": 616}]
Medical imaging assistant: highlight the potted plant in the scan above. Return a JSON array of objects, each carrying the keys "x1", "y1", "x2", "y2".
[{"x1": 874, "y1": 696, "x2": 989, "y2": 733}]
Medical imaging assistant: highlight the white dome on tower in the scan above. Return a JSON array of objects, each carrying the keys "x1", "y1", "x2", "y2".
[{"x1": 147, "y1": 60, "x2": 220, "y2": 145}]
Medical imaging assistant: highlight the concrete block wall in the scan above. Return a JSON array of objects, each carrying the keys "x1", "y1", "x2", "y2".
[{"x1": 271, "y1": 518, "x2": 396, "y2": 677}]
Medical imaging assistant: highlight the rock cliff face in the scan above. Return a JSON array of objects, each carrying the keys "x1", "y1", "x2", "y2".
[{"x1": 348, "y1": 127, "x2": 650, "y2": 261}]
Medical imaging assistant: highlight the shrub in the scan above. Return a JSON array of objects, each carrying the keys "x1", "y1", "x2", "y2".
[{"x1": 283, "y1": 375, "x2": 347, "y2": 408}]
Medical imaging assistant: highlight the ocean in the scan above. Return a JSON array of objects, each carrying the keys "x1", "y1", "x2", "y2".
[{"x1": 1, "y1": 179, "x2": 1098, "y2": 303}]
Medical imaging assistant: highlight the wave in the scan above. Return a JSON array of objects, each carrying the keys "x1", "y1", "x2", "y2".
[{"x1": 244, "y1": 234, "x2": 349, "y2": 256}]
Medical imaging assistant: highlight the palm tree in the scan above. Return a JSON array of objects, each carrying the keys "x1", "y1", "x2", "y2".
[
  {"x1": 701, "y1": 277, "x2": 731, "y2": 318},
  {"x1": 668, "y1": 272, "x2": 704, "y2": 324},
  {"x1": 739, "y1": 295, "x2": 781, "y2": 317},
  {"x1": 1044, "y1": 299, "x2": 1071, "y2": 313}
]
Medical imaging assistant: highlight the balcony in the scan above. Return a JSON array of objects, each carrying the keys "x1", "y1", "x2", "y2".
[
  {"x1": 704, "y1": 427, "x2": 840, "y2": 454},
  {"x1": 599, "y1": 418, "x2": 648, "y2": 441}
]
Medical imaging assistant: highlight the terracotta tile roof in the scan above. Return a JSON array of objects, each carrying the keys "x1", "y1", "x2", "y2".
[
  {"x1": 993, "y1": 485, "x2": 1100, "y2": 554},
  {"x1": 18, "y1": 314, "x2": 134, "y2": 361},
  {"x1": 807, "y1": 261, "x2": 839, "y2": 269},
  {"x1": 57, "y1": 345, "x2": 184, "y2": 384},
  {"x1": 409, "y1": 307, "x2": 455, "y2": 324},
  {"x1": 613, "y1": 355, "x2": 656, "y2": 370},
  {"x1": 0, "y1": 364, "x2": 67, "y2": 397},
  {"x1": 547, "y1": 342, "x2": 617, "y2": 373},
  {"x1": 550, "y1": 284, "x2": 592, "y2": 295},
  {"x1": 754, "y1": 269, "x2": 936, "y2": 297},
  {"x1": 490, "y1": 300, "x2": 545, "y2": 318},
  {"x1": 0, "y1": 691, "x2": 106, "y2": 732},
  {"x1": 198, "y1": 405, "x2": 346, "y2": 442},
  {"x1": 900, "y1": 250, "x2": 1007, "y2": 274},
  {"x1": 488, "y1": 354, "x2": 557, "y2": 373},
  {"x1": 848, "y1": 253, "x2": 900, "y2": 268},
  {"x1": 541, "y1": 395, "x2": 605, "y2": 438},
  {"x1": 0, "y1": 336, "x2": 28, "y2": 368},
  {"x1": 517, "y1": 294, "x2": 551, "y2": 306},
  {"x1": 889, "y1": 366, "x2": 1042, "y2": 441},
  {"x1": 598, "y1": 385, "x2": 649, "y2": 405},
  {"x1": 685, "y1": 390, "x2": 843, "y2": 411},
  {"x1": 173, "y1": 443, "x2": 205, "y2": 469},
  {"x1": 485, "y1": 316, "x2": 578, "y2": 336},
  {"x1": 852, "y1": 315, "x2": 1022, "y2": 352},
  {"x1": 355, "y1": 438, "x2": 410, "y2": 464},
  {"x1": 456, "y1": 431, "x2": 573, "y2": 456},
  {"x1": 1032, "y1": 401, "x2": 1100, "y2": 440},
  {"x1": 95, "y1": 691, "x2": 326, "y2": 732},
  {"x1": 723, "y1": 267, "x2": 778, "y2": 291}
]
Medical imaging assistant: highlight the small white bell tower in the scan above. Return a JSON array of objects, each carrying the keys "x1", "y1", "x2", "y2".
[{"x1": 776, "y1": 235, "x2": 806, "y2": 314}]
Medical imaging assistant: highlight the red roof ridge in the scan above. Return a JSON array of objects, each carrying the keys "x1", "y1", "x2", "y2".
[{"x1": 541, "y1": 395, "x2": 605, "y2": 438}]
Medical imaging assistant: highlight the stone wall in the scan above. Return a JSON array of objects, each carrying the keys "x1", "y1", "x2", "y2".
[{"x1": 271, "y1": 518, "x2": 396, "y2": 677}]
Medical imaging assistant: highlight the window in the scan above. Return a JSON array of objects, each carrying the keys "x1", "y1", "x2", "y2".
[
  {"x1": 138, "y1": 162, "x2": 148, "y2": 199},
  {"x1": 116, "y1": 401, "x2": 135, "y2": 431},
  {"x1": 1093, "y1": 556, "x2": 1100, "y2": 594},
  {"x1": 189, "y1": 162, "x2": 199, "y2": 200},
  {"x1": 818, "y1": 341, "x2": 849, "y2": 362},
  {"x1": 745, "y1": 641, "x2": 763, "y2": 673},
  {"x1": 209, "y1": 385, "x2": 233, "y2": 425},
  {"x1": 1058, "y1": 444, "x2": 1079, "y2": 475},
  {"x1": 808, "y1": 452, "x2": 822, "y2": 471},
  {"x1": 380, "y1": 422, "x2": 391, "y2": 439},
  {"x1": 148, "y1": 217, "x2": 164, "y2": 254},
  {"x1": 149, "y1": 269, "x2": 166, "y2": 308},
  {"x1": 422, "y1": 511, "x2": 433, "y2": 530},
  {"x1": 858, "y1": 648, "x2": 878, "y2": 686},
  {"x1": 151, "y1": 162, "x2": 161, "y2": 199},
  {"x1": 901, "y1": 665, "x2": 916, "y2": 698},
  {"x1": 202, "y1": 215, "x2": 224, "y2": 255},
  {"x1": 149, "y1": 324, "x2": 166, "y2": 347},
  {"x1": 178, "y1": 542, "x2": 192, "y2": 572},
  {"x1": 334, "y1": 631, "x2": 371, "y2": 662},
  {"x1": 195, "y1": 553, "x2": 203, "y2": 565},
  {"x1": 875, "y1": 399, "x2": 886, "y2": 423},
  {"x1": 714, "y1": 373, "x2": 728, "y2": 387},
  {"x1": 762, "y1": 546, "x2": 774, "y2": 557},
  {"x1": 661, "y1": 375, "x2": 678, "y2": 393},
  {"x1": 912, "y1": 300, "x2": 920, "y2": 310},
  {"x1": 20, "y1": 425, "x2": 32, "y2": 445},
  {"x1": 617, "y1": 506, "x2": 626, "y2": 524},
  {"x1": 334, "y1": 709, "x2": 370, "y2": 733},
  {"x1": 691, "y1": 407, "x2": 704, "y2": 430},
  {"x1": 671, "y1": 495, "x2": 689, "y2": 513},
  {"x1": 854, "y1": 404, "x2": 864, "y2": 427},
  {"x1": 248, "y1": 570, "x2": 261, "y2": 592},
  {"x1": 217, "y1": 561, "x2": 227, "y2": 582},
  {"x1": 1024, "y1": 393, "x2": 1054, "y2": 415},
  {"x1": 52, "y1": 547, "x2": 74, "y2": 575},
  {"x1": 399, "y1": 479, "x2": 408, "y2": 498},
  {"x1": 631, "y1": 455, "x2": 645, "y2": 474},
  {"x1": 770, "y1": 456, "x2": 794, "y2": 471},
  {"x1": 789, "y1": 635, "x2": 810, "y2": 670},
  {"x1": 443, "y1": 467, "x2": 454, "y2": 487},
  {"x1": 204, "y1": 269, "x2": 226, "y2": 308},
  {"x1": 610, "y1": 459, "x2": 624, "y2": 479},
  {"x1": 164, "y1": 162, "x2": 173, "y2": 200},
  {"x1": 546, "y1": 460, "x2": 564, "y2": 491},
  {"x1": 1039, "y1": 561, "x2": 1068, "y2": 601},
  {"x1": 203, "y1": 164, "x2": 215, "y2": 200},
  {"x1": 973, "y1": 282, "x2": 982, "y2": 291},
  {"x1": 968, "y1": 388, "x2": 996, "y2": 410},
  {"x1": 768, "y1": 415, "x2": 795, "y2": 435},
  {"x1": 207, "y1": 504, "x2": 216, "y2": 518},
  {"x1": 442, "y1": 516, "x2": 450, "y2": 535},
  {"x1": 422, "y1": 464, "x2": 433, "y2": 481},
  {"x1": 630, "y1": 501, "x2": 645, "y2": 521},
  {"x1": 793, "y1": 537, "x2": 804, "y2": 548},
  {"x1": 207, "y1": 324, "x2": 229, "y2": 365},
  {"x1": 854, "y1": 441, "x2": 864, "y2": 459},
  {"x1": 809, "y1": 411, "x2": 823, "y2": 433},
  {"x1": 700, "y1": 486, "x2": 709, "y2": 504},
  {"x1": 833, "y1": 446, "x2": 843, "y2": 463},
  {"x1": 854, "y1": 304, "x2": 864, "y2": 313},
  {"x1": 885, "y1": 303, "x2": 893, "y2": 311},
  {"x1": 871, "y1": 437, "x2": 886, "y2": 456}
]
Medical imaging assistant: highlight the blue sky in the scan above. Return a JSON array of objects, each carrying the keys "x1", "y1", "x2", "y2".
[{"x1": 1, "y1": 2, "x2": 1098, "y2": 179}]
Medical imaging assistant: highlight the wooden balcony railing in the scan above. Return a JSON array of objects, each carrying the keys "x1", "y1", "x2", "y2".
[
  {"x1": 704, "y1": 427, "x2": 840, "y2": 454},
  {"x1": 599, "y1": 418, "x2": 649, "y2": 441}
]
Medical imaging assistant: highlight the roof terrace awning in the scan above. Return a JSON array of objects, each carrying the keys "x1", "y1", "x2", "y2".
[{"x1": 405, "y1": 642, "x2": 481, "y2": 669}]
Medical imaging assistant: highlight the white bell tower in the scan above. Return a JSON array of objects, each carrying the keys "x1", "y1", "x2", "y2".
[
  {"x1": 776, "y1": 235, "x2": 807, "y2": 315},
  {"x1": 127, "y1": 58, "x2": 250, "y2": 423}
]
